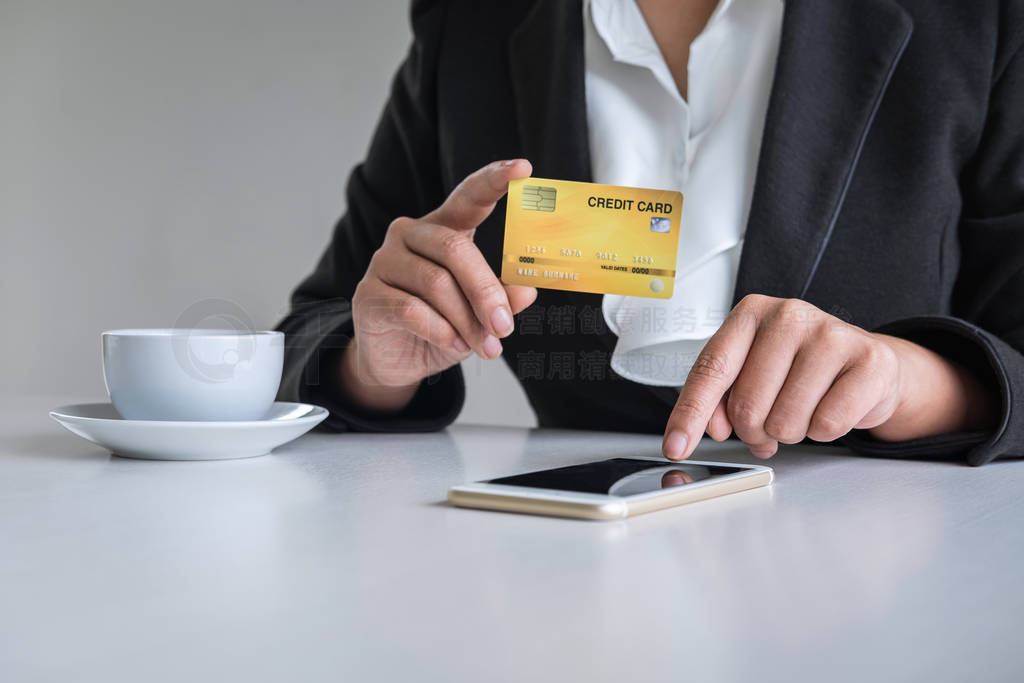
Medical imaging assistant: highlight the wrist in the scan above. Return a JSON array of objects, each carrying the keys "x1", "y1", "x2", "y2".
[
  {"x1": 337, "y1": 339, "x2": 420, "y2": 416},
  {"x1": 869, "y1": 335, "x2": 996, "y2": 441}
]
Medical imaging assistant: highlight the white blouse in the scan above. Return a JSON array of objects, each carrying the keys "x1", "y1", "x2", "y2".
[{"x1": 585, "y1": 0, "x2": 783, "y2": 386}]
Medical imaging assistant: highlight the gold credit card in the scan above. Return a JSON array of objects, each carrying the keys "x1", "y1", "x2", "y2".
[{"x1": 502, "y1": 178, "x2": 683, "y2": 299}]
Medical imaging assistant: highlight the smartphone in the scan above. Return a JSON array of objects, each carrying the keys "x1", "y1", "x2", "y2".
[{"x1": 448, "y1": 457, "x2": 773, "y2": 520}]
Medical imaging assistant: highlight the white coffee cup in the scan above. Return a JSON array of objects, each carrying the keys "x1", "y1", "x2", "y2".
[{"x1": 102, "y1": 329, "x2": 284, "y2": 421}]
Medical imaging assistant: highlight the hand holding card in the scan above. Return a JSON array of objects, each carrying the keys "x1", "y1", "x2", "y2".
[{"x1": 340, "y1": 160, "x2": 538, "y2": 414}]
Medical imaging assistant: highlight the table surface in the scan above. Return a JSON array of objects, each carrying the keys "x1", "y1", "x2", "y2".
[{"x1": 2, "y1": 396, "x2": 1022, "y2": 683}]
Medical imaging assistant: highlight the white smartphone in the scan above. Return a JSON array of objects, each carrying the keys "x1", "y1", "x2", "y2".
[{"x1": 448, "y1": 457, "x2": 773, "y2": 520}]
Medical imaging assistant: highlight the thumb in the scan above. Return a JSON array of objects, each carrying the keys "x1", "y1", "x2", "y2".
[
  {"x1": 426, "y1": 158, "x2": 532, "y2": 231},
  {"x1": 505, "y1": 284, "x2": 538, "y2": 315}
]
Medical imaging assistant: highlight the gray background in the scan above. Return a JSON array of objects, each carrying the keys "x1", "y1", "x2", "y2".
[{"x1": 1, "y1": 0, "x2": 534, "y2": 426}]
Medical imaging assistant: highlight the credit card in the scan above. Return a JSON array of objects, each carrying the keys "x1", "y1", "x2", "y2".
[{"x1": 502, "y1": 178, "x2": 683, "y2": 299}]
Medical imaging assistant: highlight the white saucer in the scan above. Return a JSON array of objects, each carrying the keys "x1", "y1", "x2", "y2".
[{"x1": 49, "y1": 402, "x2": 329, "y2": 461}]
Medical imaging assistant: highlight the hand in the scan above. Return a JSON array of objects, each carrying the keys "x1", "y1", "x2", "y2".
[
  {"x1": 662, "y1": 295, "x2": 996, "y2": 460},
  {"x1": 340, "y1": 159, "x2": 538, "y2": 413}
]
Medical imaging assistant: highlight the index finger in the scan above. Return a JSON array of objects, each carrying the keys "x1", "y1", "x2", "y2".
[
  {"x1": 426, "y1": 159, "x2": 532, "y2": 232},
  {"x1": 663, "y1": 306, "x2": 760, "y2": 460}
]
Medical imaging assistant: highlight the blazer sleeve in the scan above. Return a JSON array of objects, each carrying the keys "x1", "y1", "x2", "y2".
[
  {"x1": 843, "y1": 33, "x2": 1024, "y2": 466},
  {"x1": 275, "y1": 0, "x2": 466, "y2": 432}
]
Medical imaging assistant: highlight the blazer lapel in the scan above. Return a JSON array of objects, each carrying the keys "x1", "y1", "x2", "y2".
[
  {"x1": 509, "y1": 0, "x2": 592, "y2": 183},
  {"x1": 734, "y1": 0, "x2": 913, "y2": 302}
]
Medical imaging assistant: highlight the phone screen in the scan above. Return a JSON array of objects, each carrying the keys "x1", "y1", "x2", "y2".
[{"x1": 486, "y1": 458, "x2": 746, "y2": 497}]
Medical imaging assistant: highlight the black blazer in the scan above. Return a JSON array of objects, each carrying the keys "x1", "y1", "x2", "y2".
[{"x1": 277, "y1": 0, "x2": 1024, "y2": 466}]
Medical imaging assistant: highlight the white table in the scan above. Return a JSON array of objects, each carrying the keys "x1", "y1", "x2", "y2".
[{"x1": 2, "y1": 396, "x2": 1021, "y2": 682}]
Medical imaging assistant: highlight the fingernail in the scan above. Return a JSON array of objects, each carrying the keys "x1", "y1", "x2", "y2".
[
  {"x1": 663, "y1": 431, "x2": 688, "y2": 461},
  {"x1": 453, "y1": 336, "x2": 470, "y2": 353},
  {"x1": 483, "y1": 335, "x2": 502, "y2": 358},
  {"x1": 491, "y1": 307, "x2": 514, "y2": 335},
  {"x1": 500, "y1": 159, "x2": 517, "y2": 168}
]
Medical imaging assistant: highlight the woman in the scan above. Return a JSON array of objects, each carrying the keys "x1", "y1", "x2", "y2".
[{"x1": 277, "y1": 0, "x2": 1024, "y2": 465}]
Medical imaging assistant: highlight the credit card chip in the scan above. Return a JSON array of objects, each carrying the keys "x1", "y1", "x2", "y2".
[{"x1": 521, "y1": 185, "x2": 557, "y2": 212}]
